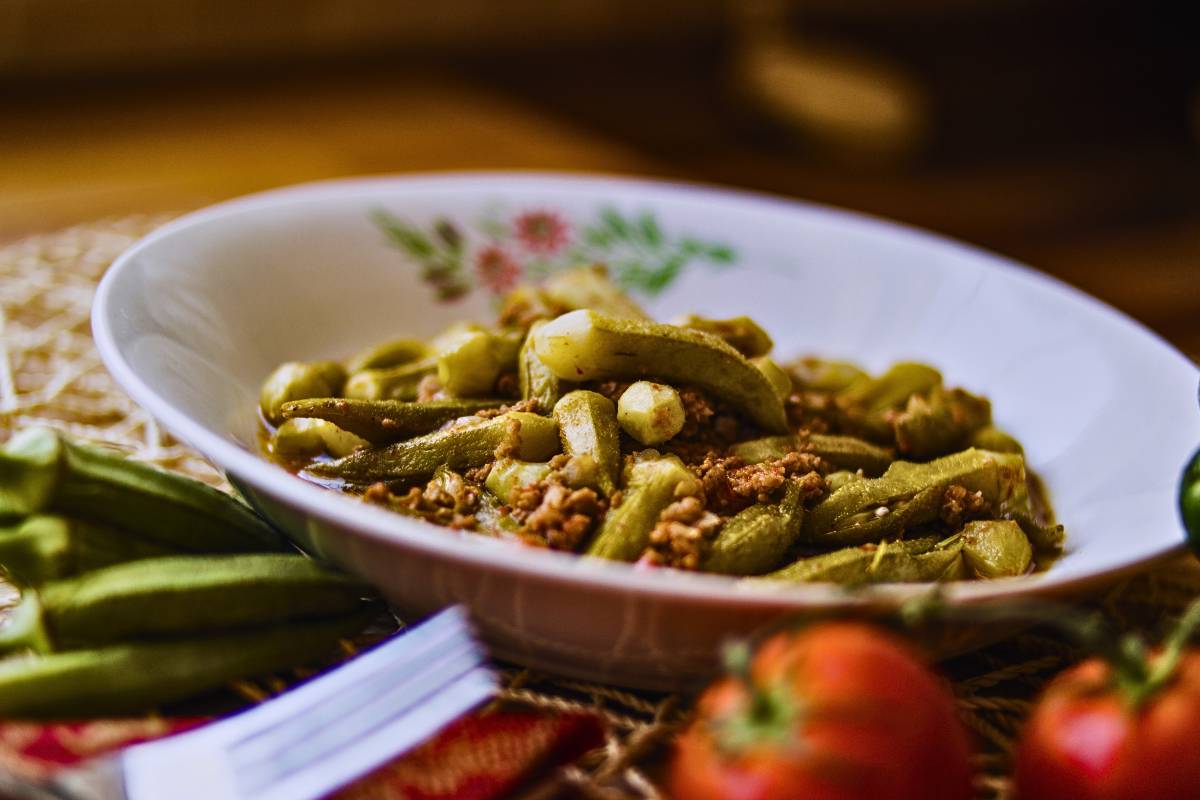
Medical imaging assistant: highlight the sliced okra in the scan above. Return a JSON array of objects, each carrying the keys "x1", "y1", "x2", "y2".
[
  {"x1": 532, "y1": 310, "x2": 788, "y2": 433},
  {"x1": 703, "y1": 477, "x2": 812, "y2": 575},
  {"x1": 616, "y1": 382, "x2": 686, "y2": 446},
  {"x1": 260, "y1": 361, "x2": 346, "y2": 424},
  {"x1": 272, "y1": 418, "x2": 369, "y2": 458},
  {"x1": 305, "y1": 411, "x2": 559, "y2": 484},
  {"x1": 893, "y1": 387, "x2": 992, "y2": 459},
  {"x1": 519, "y1": 320, "x2": 564, "y2": 412},
  {"x1": 553, "y1": 390, "x2": 622, "y2": 495},
  {"x1": 586, "y1": 451, "x2": 700, "y2": 562},
  {"x1": 485, "y1": 458, "x2": 553, "y2": 505},
  {"x1": 960, "y1": 520, "x2": 1032, "y2": 578}
]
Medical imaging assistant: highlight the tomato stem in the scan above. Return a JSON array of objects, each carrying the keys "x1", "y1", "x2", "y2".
[{"x1": 715, "y1": 640, "x2": 799, "y2": 755}]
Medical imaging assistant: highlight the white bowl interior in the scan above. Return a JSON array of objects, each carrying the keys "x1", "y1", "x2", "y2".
[{"x1": 96, "y1": 174, "x2": 1200, "y2": 601}]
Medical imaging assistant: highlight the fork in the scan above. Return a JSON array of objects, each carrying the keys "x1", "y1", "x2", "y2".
[{"x1": 39, "y1": 606, "x2": 495, "y2": 800}]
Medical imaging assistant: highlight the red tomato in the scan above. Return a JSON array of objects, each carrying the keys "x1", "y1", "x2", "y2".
[
  {"x1": 670, "y1": 622, "x2": 974, "y2": 800},
  {"x1": 1014, "y1": 652, "x2": 1200, "y2": 800}
]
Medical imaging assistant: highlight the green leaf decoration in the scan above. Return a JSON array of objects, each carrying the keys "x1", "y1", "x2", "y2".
[
  {"x1": 371, "y1": 209, "x2": 436, "y2": 259},
  {"x1": 637, "y1": 213, "x2": 663, "y2": 248},
  {"x1": 678, "y1": 238, "x2": 704, "y2": 257},
  {"x1": 434, "y1": 219, "x2": 464, "y2": 252},
  {"x1": 583, "y1": 227, "x2": 614, "y2": 249},
  {"x1": 705, "y1": 244, "x2": 735, "y2": 264},
  {"x1": 599, "y1": 207, "x2": 632, "y2": 240}
]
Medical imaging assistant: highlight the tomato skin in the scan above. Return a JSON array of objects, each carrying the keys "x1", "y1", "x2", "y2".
[
  {"x1": 1015, "y1": 653, "x2": 1200, "y2": 800},
  {"x1": 670, "y1": 622, "x2": 974, "y2": 800}
]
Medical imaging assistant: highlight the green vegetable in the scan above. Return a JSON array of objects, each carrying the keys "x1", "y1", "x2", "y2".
[
  {"x1": 272, "y1": 418, "x2": 369, "y2": 458},
  {"x1": 554, "y1": 390, "x2": 621, "y2": 495},
  {"x1": 0, "y1": 515, "x2": 179, "y2": 587},
  {"x1": 731, "y1": 434, "x2": 894, "y2": 476},
  {"x1": 893, "y1": 388, "x2": 992, "y2": 459},
  {"x1": 485, "y1": 459, "x2": 552, "y2": 504},
  {"x1": 763, "y1": 536, "x2": 962, "y2": 584},
  {"x1": 0, "y1": 611, "x2": 372, "y2": 718},
  {"x1": 305, "y1": 412, "x2": 559, "y2": 484},
  {"x1": 751, "y1": 357, "x2": 792, "y2": 400},
  {"x1": 0, "y1": 554, "x2": 370, "y2": 653},
  {"x1": 259, "y1": 361, "x2": 346, "y2": 425},
  {"x1": 346, "y1": 337, "x2": 429, "y2": 374},
  {"x1": 586, "y1": 451, "x2": 700, "y2": 562},
  {"x1": 616, "y1": 381, "x2": 686, "y2": 446},
  {"x1": 960, "y1": 520, "x2": 1032, "y2": 578},
  {"x1": 0, "y1": 428, "x2": 285, "y2": 553},
  {"x1": 532, "y1": 310, "x2": 788, "y2": 433},
  {"x1": 970, "y1": 425, "x2": 1025, "y2": 455},
  {"x1": 703, "y1": 478, "x2": 812, "y2": 575},
  {"x1": 786, "y1": 358, "x2": 868, "y2": 393},
  {"x1": 1180, "y1": 447, "x2": 1200, "y2": 554},
  {"x1": 541, "y1": 265, "x2": 649, "y2": 320},
  {"x1": 343, "y1": 359, "x2": 438, "y2": 401},
  {"x1": 281, "y1": 398, "x2": 506, "y2": 443},
  {"x1": 436, "y1": 330, "x2": 501, "y2": 397},
  {"x1": 676, "y1": 315, "x2": 773, "y2": 358},
  {"x1": 519, "y1": 320, "x2": 564, "y2": 413},
  {"x1": 837, "y1": 362, "x2": 943, "y2": 412}
]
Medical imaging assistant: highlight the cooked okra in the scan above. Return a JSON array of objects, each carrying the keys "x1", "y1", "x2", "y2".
[{"x1": 257, "y1": 266, "x2": 1064, "y2": 583}]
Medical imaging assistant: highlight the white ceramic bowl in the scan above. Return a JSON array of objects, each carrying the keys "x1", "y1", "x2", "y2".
[{"x1": 93, "y1": 173, "x2": 1199, "y2": 689}]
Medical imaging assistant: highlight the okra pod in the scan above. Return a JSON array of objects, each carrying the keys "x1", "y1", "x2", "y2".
[
  {"x1": 0, "y1": 554, "x2": 370, "y2": 653},
  {"x1": 259, "y1": 361, "x2": 346, "y2": 424},
  {"x1": 0, "y1": 428, "x2": 286, "y2": 552},
  {"x1": 485, "y1": 459, "x2": 553, "y2": 504},
  {"x1": 751, "y1": 357, "x2": 792, "y2": 401},
  {"x1": 803, "y1": 448, "x2": 1026, "y2": 547},
  {"x1": 305, "y1": 412, "x2": 559, "y2": 484},
  {"x1": 762, "y1": 536, "x2": 962, "y2": 584},
  {"x1": 280, "y1": 398, "x2": 507, "y2": 443},
  {"x1": 893, "y1": 388, "x2": 992, "y2": 459},
  {"x1": 541, "y1": 265, "x2": 649, "y2": 320},
  {"x1": 837, "y1": 362, "x2": 943, "y2": 412},
  {"x1": 970, "y1": 425, "x2": 1024, "y2": 455},
  {"x1": 0, "y1": 515, "x2": 179, "y2": 587},
  {"x1": 436, "y1": 330, "x2": 501, "y2": 397},
  {"x1": 0, "y1": 611, "x2": 372, "y2": 718},
  {"x1": 272, "y1": 418, "x2": 369, "y2": 458},
  {"x1": 346, "y1": 337, "x2": 429, "y2": 374},
  {"x1": 730, "y1": 433, "x2": 893, "y2": 476},
  {"x1": 786, "y1": 358, "x2": 868, "y2": 393},
  {"x1": 586, "y1": 451, "x2": 700, "y2": 561},
  {"x1": 703, "y1": 478, "x2": 810, "y2": 575},
  {"x1": 553, "y1": 390, "x2": 621, "y2": 494},
  {"x1": 519, "y1": 320, "x2": 564, "y2": 412},
  {"x1": 960, "y1": 520, "x2": 1032, "y2": 578},
  {"x1": 344, "y1": 359, "x2": 438, "y2": 401},
  {"x1": 616, "y1": 382, "x2": 686, "y2": 446},
  {"x1": 532, "y1": 310, "x2": 788, "y2": 433},
  {"x1": 676, "y1": 315, "x2": 773, "y2": 358}
]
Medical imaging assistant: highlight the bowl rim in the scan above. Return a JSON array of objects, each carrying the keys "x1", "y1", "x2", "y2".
[{"x1": 91, "y1": 170, "x2": 1195, "y2": 608}]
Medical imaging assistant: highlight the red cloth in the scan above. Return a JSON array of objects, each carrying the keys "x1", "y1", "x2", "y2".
[{"x1": 0, "y1": 710, "x2": 604, "y2": 799}]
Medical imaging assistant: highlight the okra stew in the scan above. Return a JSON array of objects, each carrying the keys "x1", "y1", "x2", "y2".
[{"x1": 259, "y1": 266, "x2": 1063, "y2": 584}]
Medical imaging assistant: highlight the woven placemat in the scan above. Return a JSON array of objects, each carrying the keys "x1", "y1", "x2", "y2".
[{"x1": 2, "y1": 217, "x2": 1198, "y2": 800}]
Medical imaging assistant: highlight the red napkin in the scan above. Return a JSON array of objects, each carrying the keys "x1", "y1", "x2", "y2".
[{"x1": 0, "y1": 710, "x2": 605, "y2": 799}]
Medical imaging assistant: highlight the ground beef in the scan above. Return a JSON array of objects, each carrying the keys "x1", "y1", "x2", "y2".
[
  {"x1": 641, "y1": 495, "x2": 723, "y2": 570},
  {"x1": 941, "y1": 484, "x2": 988, "y2": 527},
  {"x1": 510, "y1": 478, "x2": 605, "y2": 551},
  {"x1": 693, "y1": 451, "x2": 824, "y2": 513},
  {"x1": 474, "y1": 398, "x2": 541, "y2": 419},
  {"x1": 785, "y1": 391, "x2": 838, "y2": 434},
  {"x1": 364, "y1": 473, "x2": 480, "y2": 530},
  {"x1": 416, "y1": 374, "x2": 445, "y2": 402},
  {"x1": 494, "y1": 371, "x2": 519, "y2": 398},
  {"x1": 493, "y1": 416, "x2": 524, "y2": 459}
]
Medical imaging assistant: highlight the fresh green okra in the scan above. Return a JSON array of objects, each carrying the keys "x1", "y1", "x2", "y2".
[
  {"x1": 532, "y1": 310, "x2": 788, "y2": 433},
  {"x1": 803, "y1": 448, "x2": 1026, "y2": 547},
  {"x1": 272, "y1": 418, "x2": 369, "y2": 458},
  {"x1": 346, "y1": 337, "x2": 429, "y2": 374},
  {"x1": 763, "y1": 536, "x2": 962, "y2": 584},
  {"x1": 260, "y1": 361, "x2": 346, "y2": 425},
  {"x1": 541, "y1": 265, "x2": 649, "y2": 320},
  {"x1": 586, "y1": 451, "x2": 700, "y2": 562},
  {"x1": 0, "y1": 610, "x2": 372, "y2": 718},
  {"x1": 893, "y1": 387, "x2": 992, "y2": 459},
  {"x1": 970, "y1": 425, "x2": 1024, "y2": 455},
  {"x1": 344, "y1": 359, "x2": 438, "y2": 401},
  {"x1": 836, "y1": 362, "x2": 943, "y2": 412},
  {"x1": 485, "y1": 459, "x2": 553, "y2": 504},
  {"x1": 519, "y1": 320, "x2": 564, "y2": 412},
  {"x1": 825, "y1": 470, "x2": 863, "y2": 492},
  {"x1": 960, "y1": 520, "x2": 1032, "y2": 578},
  {"x1": 0, "y1": 515, "x2": 180, "y2": 587},
  {"x1": 786, "y1": 358, "x2": 869, "y2": 393},
  {"x1": 676, "y1": 315, "x2": 773, "y2": 358},
  {"x1": 0, "y1": 428, "x2": 285, "y2": 553},
  {"x1": 280, "y1": 398, "x2": 507, "y2": 443},
  {"x1": 730, "y1": 433, "x2": 893, "y2": 476},
  {"x1": 436, "y1": 330, "x2": 502, "y2": 397},
  {"x1": 751, "y1": 357, "x2": 792, "y2": 400},
  {"x1": 616, "y1": 382, "x2": 686, "y2": 446},
  {"x1": 305, "y1": 412, "x2": 559, "y2": 484},
  {"x1": 0, "y1": 554, "x2": 370, "y2": 654},
  {"x1": 703, "y1": 478, "x2": 812, "y2": 575},
  {"x1": 553, "y1": 390, "x2": 621, "y2": 494}
]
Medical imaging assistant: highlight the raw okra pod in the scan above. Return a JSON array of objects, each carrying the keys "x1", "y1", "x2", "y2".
[
  {"x1": 281, "y1": 398, "x2": 507, "y2": 443},
  {"x1": 553, "y1": 390, "x2": 621, "y2": 494},
  {"x1": 703, "y1": 478, "x2": 811, "y2": 575},
  {"x1": 532, "y1": 310, "x2": 788, "y2": 433},
  {"x1": 305, "y1": 412, "x2": 559, "y2": 484},
  {"x1": 960, "y1": 520, "x2": 1032, "y2": 578},
  {"x1": 259, "y1": 361, "x2": 346, "y2": 425},
  {"x1": 519, "y1": 320, "x2": 564, "y2": 412},
  {"x1": 0, "y1": 610, "x2": 373, "y2": 719},
  {"x1": 0, "y1": 515, "x2": 179, "y2": 587},
  {"x1": 0, "y1": 428, "x2": 286, "y2": 553},
  {"x1": 0, "y1": 554, "x2": 371, "y2": 653},
  {"x1": 586, "y1": 451, "x2": 700, "y2": 562}
]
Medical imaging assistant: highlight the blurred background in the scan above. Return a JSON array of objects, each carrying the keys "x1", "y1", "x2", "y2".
[{"x1": 3, "y1": 0, "x2": 1197, "y2": 357}]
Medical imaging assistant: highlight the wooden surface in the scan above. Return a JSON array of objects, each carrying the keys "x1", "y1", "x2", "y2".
[{"x1": 2, "y1": 57, "x2": 1197, "y2": 359}]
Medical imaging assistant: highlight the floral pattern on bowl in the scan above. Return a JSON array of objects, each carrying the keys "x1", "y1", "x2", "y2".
[{"x1": 370, "y1": 205, "x2": 736, "y2": 301}]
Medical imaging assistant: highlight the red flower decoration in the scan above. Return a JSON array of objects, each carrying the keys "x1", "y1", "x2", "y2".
[
  {"x1": 514, "y1": 210, "x2": 570, "y2": 254},
  {"x1": 475, "y1": 245, "x2": 521, "y2": 293}
]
